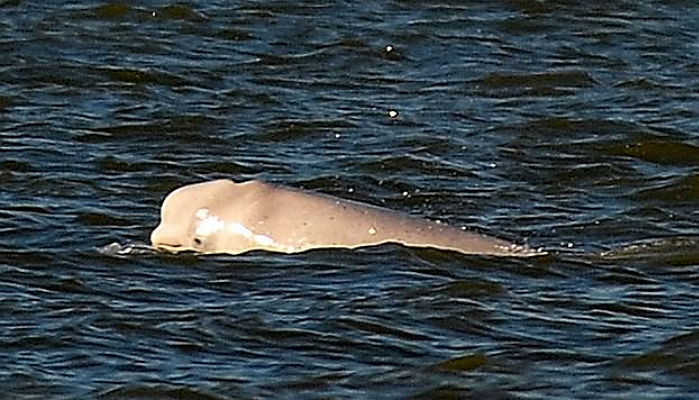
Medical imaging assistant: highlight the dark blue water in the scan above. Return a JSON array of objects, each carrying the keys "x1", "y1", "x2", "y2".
[{"x1": 1, "y1": 1, "x2": 698, "y2": 399}]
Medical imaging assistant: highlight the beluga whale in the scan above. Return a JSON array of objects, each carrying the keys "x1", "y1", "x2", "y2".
[{"x1": 150, "y1": 179, "x2": 544, "y2": 257}]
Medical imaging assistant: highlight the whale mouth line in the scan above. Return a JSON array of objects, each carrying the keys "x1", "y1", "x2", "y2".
[{"x1": 153, "y1": 243, "x2": 188, "y2": 253}]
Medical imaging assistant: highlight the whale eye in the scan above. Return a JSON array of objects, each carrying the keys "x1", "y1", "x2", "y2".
[{"x1": 193, "y1": 237, "x2": 203, "y2": 247}]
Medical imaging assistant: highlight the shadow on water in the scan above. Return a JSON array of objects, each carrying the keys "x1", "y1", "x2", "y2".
[
  {"x1": 614, "y1": 330, "x2": 699, "y2": 380},
  {"x1": 597, "y1": 236, "x2": 699, "y2": 267}
]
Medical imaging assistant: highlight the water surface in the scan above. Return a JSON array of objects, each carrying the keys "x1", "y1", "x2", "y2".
[{"x1": 1, "y1": 1, "x2": 698, "y2": 399}]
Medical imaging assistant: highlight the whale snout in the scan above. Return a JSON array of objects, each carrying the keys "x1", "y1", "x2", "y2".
[{"x1": 150, "y1": 223, "x2": 186, "y2": 252}]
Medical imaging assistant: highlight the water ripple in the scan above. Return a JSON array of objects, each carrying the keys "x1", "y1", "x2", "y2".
[{"x1": 1, "y1": 0, "x2": 698, "y2": 398}]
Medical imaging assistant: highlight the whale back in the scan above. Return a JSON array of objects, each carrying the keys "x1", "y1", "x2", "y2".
[{"x1": 150, "y1": 179, "x2": 543, "y2": 257}]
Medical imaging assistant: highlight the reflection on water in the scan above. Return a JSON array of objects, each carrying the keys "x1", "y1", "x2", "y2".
[{"x1": 1, "y1": 0, "x2": 698, "y2": 398}]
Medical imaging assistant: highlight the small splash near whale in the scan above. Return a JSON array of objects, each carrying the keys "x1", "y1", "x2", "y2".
[{"x1": 99, "y1": 242, "x2": 156, "y2": 256}]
